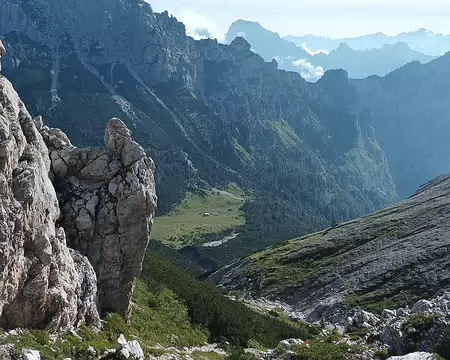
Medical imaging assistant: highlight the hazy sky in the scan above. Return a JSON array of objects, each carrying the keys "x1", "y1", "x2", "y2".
[{"x1": 150, "y1": 0, "x2": 450, "y2": 40}]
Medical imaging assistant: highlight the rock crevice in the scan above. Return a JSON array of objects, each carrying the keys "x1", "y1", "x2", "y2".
[{"x1": 40, "y1": 117, "x2": 157, "y2": 318}]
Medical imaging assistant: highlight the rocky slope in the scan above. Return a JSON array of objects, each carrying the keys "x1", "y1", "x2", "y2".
[
  {"x1": 253, "y1": 289, "x2": 450, "y2": 359},
  {"x1": 209, "y1": 174, "x2": 450, "y2": 324},
  {"x1": 0, "y1": 42, "x2": 156, "y2": 329},
  {"x1": 0, "y1": 0, "x2": 397, "y2": 263},
  {"x1": 226, "y1": 20, "x2": 436, "y2": 80}
]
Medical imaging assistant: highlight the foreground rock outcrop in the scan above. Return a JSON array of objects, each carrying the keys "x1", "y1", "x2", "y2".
[
  {"x1": 0, "y1": 44, "x2": 99, "y2": 330},
  {"x1": 0, "y1": 41, "x2": 156, "y2": 329},
  {"x1": 241, "y1": 294, "x2": 450, "y2": 359},
  {"x1": 39, "y1": 117, "x2": 157, "y2": 318}
]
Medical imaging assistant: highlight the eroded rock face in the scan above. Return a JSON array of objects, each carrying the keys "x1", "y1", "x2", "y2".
[
  {"x1": 0, "y1": 41, "x2": 99, "y2": 330},
  {"x1": 1, "y1": 40, "x2": 154, "y2": 329},
  {"x1": 40, "y1": 117, "x2": 157, "y2": 318}
]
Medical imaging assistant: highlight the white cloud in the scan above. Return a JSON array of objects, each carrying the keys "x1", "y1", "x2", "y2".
[
  {"x1": 292, "y1": 58, "x2": 325, "y2": 81},
  {"x1": 301, "y1": 43, "x2": 329, "y2": 56},
  {"x1": 176, "y1": 9, "x2": 226, "y2": 42}
]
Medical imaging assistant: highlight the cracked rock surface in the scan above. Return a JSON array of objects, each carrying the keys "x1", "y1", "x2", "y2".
[
  {"x1": 0, "y1": 40, "x2": 156, "y2": 329},
  {"x1": 40, "y1": 117, "x2": 157, "y2": 318},
  {"x1": 0, "y1": 40, "x2": 99, "y2": 330}
]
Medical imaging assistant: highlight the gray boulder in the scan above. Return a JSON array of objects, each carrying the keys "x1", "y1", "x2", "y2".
[
  {"x1": 116, "y1": 334, "x2": 145, "y2": 359},
  {"x1": 22, "y1": 349, "x2": 40, "y2": 360},
  {"x1": 387, "y1": 353, "x2": 438, "y2": 360},
  {"x1": 0, "y1": 344, "x2": 19, "y2": 360},
  {"x1": 411, "y1": 300, "x2": 434, "y2": 315}
]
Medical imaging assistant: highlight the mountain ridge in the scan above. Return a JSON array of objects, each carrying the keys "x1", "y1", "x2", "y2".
[
  {"x1": 285, "y1": 27, "x2": 450, "y2": 56},
  {"x1": 226, "y1": 19, "x2": 436, "y2": 80},
  {"x1": 0, "y1": 0, "x2": 398, "y2": 267}
]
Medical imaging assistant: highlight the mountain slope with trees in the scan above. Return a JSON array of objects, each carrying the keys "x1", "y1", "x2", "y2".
[{"x1": 0, "y1": 0, "x2": 397, "y2": 265}]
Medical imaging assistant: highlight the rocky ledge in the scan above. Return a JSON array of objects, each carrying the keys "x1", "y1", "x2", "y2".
[{"x1": 0, "y1": 40, "x2": 156, "y2": 330}]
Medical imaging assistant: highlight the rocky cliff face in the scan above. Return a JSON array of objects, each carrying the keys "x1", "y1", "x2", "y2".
[
  {"x1": 0, "y1": 42, "x2": 156, "y2": 329},
  {"x1": 0, "y1": 0, "x2": 397, "y2": 263},
  {"x1": 209, "y1": 173, "x2": 450, "y2": 323},
  {"x1": 0, "y1": 46, "x2": 99, "y2": 330},
  {"x1": 353, "y1": 54, "x2": 450, "y2": 198}
]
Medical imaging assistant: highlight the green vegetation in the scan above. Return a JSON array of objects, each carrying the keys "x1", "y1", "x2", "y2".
[
  {"x1": 0, "y1": 317, "x2": 124, "y2": 359},
  {"x1": 403, "y1": 314, "x2": 437, "y2": 333},
  {"x1": 374, "y1": 349, "x2": 390, "y2": 360},
  {"x1": 291, "y1": 339, "x2": 349, "y2": 360},
  {"x1": 148, "y1": 239, "x2": 204, "y2": 276},
  {"x1": 432, "y1": 354, "x2": 446, "y2": 360},
  {"x1": 233, "y1": 138, "x2": 255, "y2": 163},
  {"x1": 347, "y1": 326, "x2": 370, "y2": 340},
  {"x1": 399, "y1": 313, "x2": 447, "y2": 355},
  {"x1": 344, "y1": 290, "x2": 418, "y2": 314},
  {"x1": 151, "y1": 186, "x2": 246, "y2": 248},
  {"x1": 267, "y1": 121, "x2": 302, "y2": 148},
  {"x1": 241, "y1": 232, "x2": 341, "y2": 296},
  {"x1": 130, "y1": 279, "x2": 209, "y2": 349},
  {"x1": 140, "y1": 251, "x2": 319, "y2": 348},
  {"x1": 402, "y1": 314, "x2": 437, "y2": 344}
]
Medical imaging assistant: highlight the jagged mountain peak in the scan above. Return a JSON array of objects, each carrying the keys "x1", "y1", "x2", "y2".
[
  {"x1": 225, "y1": 19, "x2": 436, "y2": 80},
  {"x1": 230, "y1": 36, "x2": 252, "y2": 52},
  {"x1": 335, "y1": 42, "x2": 353, "y2": 51}
]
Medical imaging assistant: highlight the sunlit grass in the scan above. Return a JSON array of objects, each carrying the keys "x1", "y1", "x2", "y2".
[{"x1": 151, "y1": 185, "x2": 246, "y2": 248}]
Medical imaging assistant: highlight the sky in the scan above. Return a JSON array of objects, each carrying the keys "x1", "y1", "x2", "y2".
[{"x1": 150, "y1": 0, "x2": 450, "y2": 41}]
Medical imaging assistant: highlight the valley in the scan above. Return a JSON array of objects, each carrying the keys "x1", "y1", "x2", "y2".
[
  {"x1": 150, "y1": 185, "x2": 246, "y2": 249},
  {"x1": 0, "y1": 0, "x2": 449, "y2": 359}
]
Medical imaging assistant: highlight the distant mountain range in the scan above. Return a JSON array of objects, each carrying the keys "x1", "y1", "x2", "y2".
[
  {"x1": 285, "y1": 28, "x2": 450, "y2": 56},
  {"x1": 226, "y1": 20, "x2": 437, "y2": 80}
]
